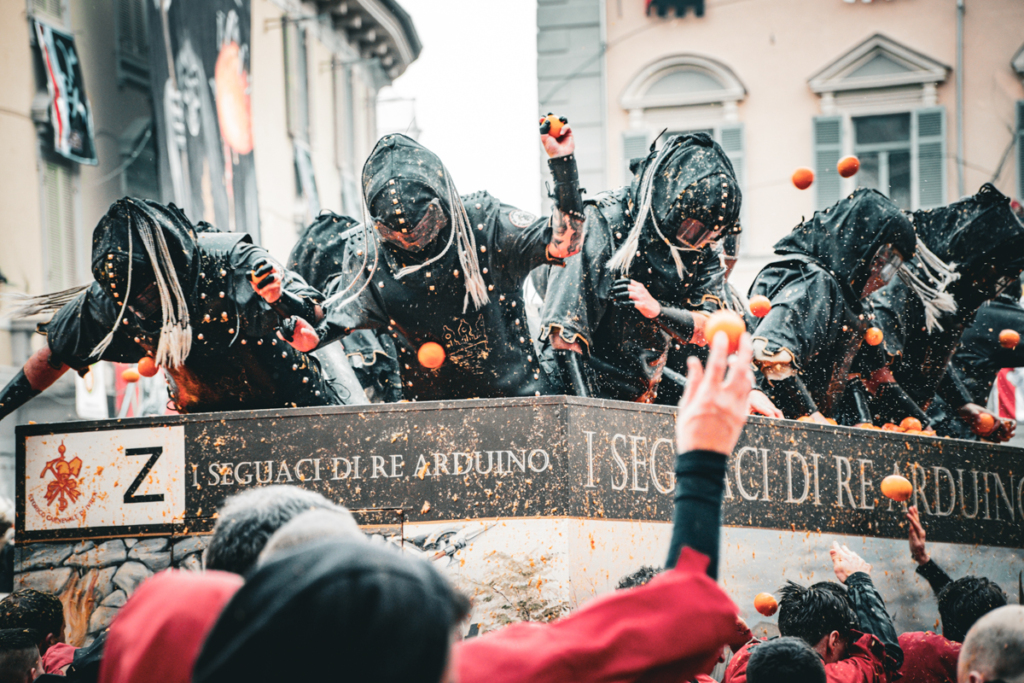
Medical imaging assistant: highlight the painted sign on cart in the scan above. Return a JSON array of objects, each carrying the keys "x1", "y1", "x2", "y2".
[{"x1": 22, "y1": 426, "x2": 185, "y2": 534}]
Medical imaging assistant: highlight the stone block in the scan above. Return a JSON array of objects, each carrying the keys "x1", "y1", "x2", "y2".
[
  {"x1": 112, "y1": 561, "x2": 152, "y2": 595},
  {"x1": 124, "y1": 539, "x2": 137, "y2": 548},
  {"x1": 80, "y1": 566, "x2": 118, "y2": 601},
  {"x1": 180, "y1": 554, "x2": 202, "y2": 572},
  {"x1": 171, "y1": 536, "x2": 208, "y2": 562},
  {"x1": 129, "y1": 541, "x2": 171, "y2": 572},
  {"x1": 67, "y1": 540, "x2": 127, "y2": 569},
  {"x1": 72, "y1": 540, "x2": 95, "y2": 555},
  {"x1": 14, "y1": 567, "x2": 74, "y2": 594},
  {"x1": 100, "y1": 589, "x2": 127, "y2": 608},
  {"x1": 88, "y1": 606, "x2": 119, "y2": 634},
  {"x1": 15, "y1": 543, "x2": 73, "y2": 572}
]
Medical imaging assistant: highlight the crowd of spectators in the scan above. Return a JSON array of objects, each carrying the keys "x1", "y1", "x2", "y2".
[{"x1": 0, "y1": 332, "x2": 1020, "y2": 683}]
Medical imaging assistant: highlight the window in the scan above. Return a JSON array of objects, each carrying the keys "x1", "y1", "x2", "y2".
[
  {"x1": 120, "y1": 118, "x2": 160, "y2": 201},
  {"x1": 854, "y1": 113, "x2": 911, "y2": 209},
  {"x1": 115, "y1": 0, "x2": 150, "y2": 89},
  {"x1": 284, "y1": 22, "x2": 311, "y2": 143},
  {"x1": 42, "y1": 160, "x2": 79, "y2": 291},
  {"x1": 30, "y1": 0, "x2": 65, "y2": 26}
]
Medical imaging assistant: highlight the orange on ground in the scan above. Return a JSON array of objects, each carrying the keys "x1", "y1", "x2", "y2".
[
  {"x1": 122, "y1": 368, "x2": 141, "y2": 383},
  {"x1": 976, "y1": 412, "x2": 996, "y2": 435},
  {"x1": 999, "y1": 329, "x2": 1020, "y2": 349},
  {"x1": 855, "y1": 423, "x2": 879, "y2": 430},
  {"x1": 881, "y1": 474, "x2": 913, "y2": 502},
  {"x1": 837, "y1": 156, "x2": 860, "y2": 178},
  {"x1": 900, "y1": 416, "x2": 923, "y2": 432},
  {"x1": 881, "y1": 423, "x2": 901, "y2": 432},
  {"x1": 704, "y1": 310, "x2": 746, "y2": 354},
  {"x1": 797, "y1": 415, "x2": 815, "y2": 422},
  {"x1": 792, "y1": 167, "x2": 814, "y2": 190},
  {"x1": 864, "y1": 327, "x2": 884, "y2": 346},
  {"x1": 754, "y1": 592, "x2": 778, "y2": 617},
  {"x1": 749, "y1": 295, "x2": 772, "y2": 318},
  {"x1": 418, "y1": 342, "x2": 446, "y2": 369},
  {"x1": 137, "y1": 356, "x2": 159, "y2": 378}
]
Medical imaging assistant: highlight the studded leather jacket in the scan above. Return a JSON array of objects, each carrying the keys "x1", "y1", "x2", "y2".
[
  {"x1": 322, "y1": 192, "x2": 560, "y2": 401},
  {"x1": 540, "y1": 187, "x2": 726, "y2": 402},
  {"x1": 43, "y1": 233, "x2": 338, "y2": 412}
]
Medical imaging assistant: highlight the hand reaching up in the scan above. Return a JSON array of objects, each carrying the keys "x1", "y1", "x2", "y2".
[
  {"x1": 907, "y1": 505, "x2": 930, "y2": 565},
  {"x1": 830, "y1": 542, "x2": 872, "y2": 583},
  {"x1": 675, "y1": 330, "x2": 753, "y2": 455}
]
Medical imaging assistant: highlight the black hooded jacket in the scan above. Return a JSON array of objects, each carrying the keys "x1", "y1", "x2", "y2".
[
  {"x1": 321, "y1": 134, "x2": 559, "y2": 401},
  {"x1": 289, "y1": 213, "x2": 404, "y2": 402},
  {"x1": 193, "y1": 538, "x2": 465, "y2": 683},
  {"x1": 540, "y1": 133, "x2": 740, "y2": 402},
  {"x1": 42, "y1": 198, "x2": 334, "y2": 412},
  {"x1": 750, "y1": 188, "x2": 915, "y2": 416},
  {"x1": 866, "y1": 184, "x2": 1024, "y2": 408},
  {"x1": 952, "y1": 285, "x2": 1024, "y2": 404}
]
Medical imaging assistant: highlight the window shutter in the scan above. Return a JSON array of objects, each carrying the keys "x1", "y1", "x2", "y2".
[
  {"x1": 31, "y1": 0, "x2": 64, "y2": 25},
  {"x1": 1016, "y1": 101, "x2": 1024, "y2": 202},
  {"x1": 622, "y1": 131, "x2": 648, "y2": 184},
  {"x1": 42, "y1": 162, "x2": 77, "y2": 291},
  {"x1": 114, "y1": 0, "x2": 149, "y2": 88},
  {"x1": 719, "y1": 123, "x2": 744, "y2": 187},
  {"x1": 284, "y1": 23, "x2": 310, "y2": 142},
  {"x1": 813, "y1": 116, "x2": 842, "y2": 211},
  {"x1": 915, "y1": 107, "x2": 945, "y2": 209}
]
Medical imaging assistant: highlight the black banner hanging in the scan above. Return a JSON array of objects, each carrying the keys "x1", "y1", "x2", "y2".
[
  {"x1": 147, "y1": 0, "x2": 260, "y2": 240},
  {"x1": 33, "y1": 20, "x2": 98, "y2": 165}
]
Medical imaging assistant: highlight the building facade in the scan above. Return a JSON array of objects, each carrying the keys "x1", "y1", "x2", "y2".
[
  {"x1": 0, "y1": 0, "x2": 419, "y2": 499},
  {"x1": 538, "y1": 0, "x2": 1024, "y2": 291}
]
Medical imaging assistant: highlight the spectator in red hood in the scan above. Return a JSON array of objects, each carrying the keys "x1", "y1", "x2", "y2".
[
  {"x1": 96, "y1": 570, "x2": 242, "y2": 683},
  {"x1": 725, "y1": 543, "x2": 902, "y2": 683},
  {"x1": 899, "y1": 506, "x2": 1008, "y2": 683},
  {"x1": 457, "y1": 331, "x2": 755, "y2": 683}
]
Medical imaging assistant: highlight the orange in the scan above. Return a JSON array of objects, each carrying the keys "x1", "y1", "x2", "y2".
[
  {"x1": 881, "y1": 423, "x2": 901, "y2": 432},
  {"x1": 122, "y1": 368, "x2": 141, "y2": 383},
  {"x1": 900, "y1": 416, "x2": 923, "y2": 432},
  {"x1": 754, "y1": 592, "x2": 778, "y2": 617},
  {"x1": 976, "y1": 412, "x2": 996, "y2": 435},
  {"x1": 999, "y1": 329, "x2": 1020, "y2": 349},
  {"x1": 137, "y1": 356, "x2": 159, "y2": 378},
  {"x1": 792, "y1": 167, "x2": 814, "y2": 190},
  {"x1": 864, "y1": 327, "x2": 884, "y2": 346},
  {"x1": 855, "y1": 423, "x2": 879, "y2": 429},
  {"x1": 881, "y1": 474, "x2": 913, "y2": 502},
  {"x1": 837, "y1": 156, "x2": 860, "y2": 178},
  {"x1": 749, "y1": 295, "x2": 772, "y2": 318},
  {"x1": 417, "y1": 342, "x2": 446, "y2": 369},
  {"x1": 542, "y1": 113, "x2": 564, "y2": 138},
  {"x1": 704, "y1": 310, "x2": 746, "y2": 354},
  {"x1": 796, "y1": 415, "x2": 815, "y2": 422}
]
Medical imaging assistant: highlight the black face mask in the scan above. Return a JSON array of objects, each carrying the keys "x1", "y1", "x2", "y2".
[
  {"x1": 374, "y1": 199, "x2": 448, "y2": 253},
  {"x1": 97, "y1": 251, "x2": 158, "y2": 315},
  {"x1": 861, "y1": 243, "x2": 905, "y2": 298}
]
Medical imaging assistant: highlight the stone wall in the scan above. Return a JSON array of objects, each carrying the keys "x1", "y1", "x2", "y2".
[{"x1": 13, "y1": 535, "x2": 209, "y2": 645}]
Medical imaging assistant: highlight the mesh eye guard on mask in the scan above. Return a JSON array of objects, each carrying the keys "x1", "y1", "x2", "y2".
[{"x1": 374, "y1": 198, "x2": 448, "y2": 253}]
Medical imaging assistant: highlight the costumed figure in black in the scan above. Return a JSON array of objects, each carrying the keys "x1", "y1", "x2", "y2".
[
  {"x1": 749, "y1": 188, "x2": 916, "y2": 424},
  {"x1": 951, "y1": 277, "x2": 1024, "y2": 406},
  {"x1": 0, "y1": 198, "x2": 337, "y2": 422},
  {"x1": 540, "y1": 133, "x2": 776, "y2": 412},
  {"x1": 860, "y1": 184, "x2": 1024, "y2": 441},
  {"x1": 288, "y1": 212, "x2": 402, "y2": 403},
  {"x1": 317, "y1": 123, "x2": 584, "y2": 400}
]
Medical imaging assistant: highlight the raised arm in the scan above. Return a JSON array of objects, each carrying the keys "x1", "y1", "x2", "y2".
[
  {"x1": 830, "y1": 542, "x2": 903, "y2": 672},
  {"x1": 0, "y1": 347, "x2": 70, "y2": 422},
  {"x1": 540, "y1": 115, "x2": 584, "y2": 261},
  {"x1": 907, "y1": 505, "x2": 953, "y2": 595},
  {"x1": 665, "y1": 330, "x2": 753, "y2": 578}
]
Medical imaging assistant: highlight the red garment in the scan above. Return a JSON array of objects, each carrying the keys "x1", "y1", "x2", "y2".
[
  {"x1": 724, "y1": 632, "x2": 888, "y2": 683},
  {"x1": 97, "y1": 569, "x2": 243, "y2": 683},
  {"x1": 42, "y1": 642, "x2": 76, "y2": 674},
  {"x1": 898, "y1": 632, "x2": 959, "y2": 683},
  {"x1": 457, "y1": 548, "x2": 739, "y2": 683}
]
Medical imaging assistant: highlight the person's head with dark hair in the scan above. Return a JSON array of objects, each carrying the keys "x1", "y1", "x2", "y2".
[
  {"x1": 0, "y1": 629, "x2": 42, "y2": 683},
  {"x1": 778, "y1": 580, "x2": 858, "y2": 663},
  {"x1": 256, "y1": 508, "x2": 364, "y2": 567},
  {"x1": 938, "y1": 576, "x2": 1008, "y2": 643},
  {"x1": 747, "y1": 637, "x2": 826, "y2": 683},
  {"x1": 616, "y1": 566, "x2": 663, "y2": 590},
  {"x1": 193, "y1": 538, "x2": 471, "y2": 683},
  {"x1": 204, "y1": 485, "x2": 350, "y2": 576},
  {"x1": 0, "y1": 590, "x2": 65, "y2": 655}
]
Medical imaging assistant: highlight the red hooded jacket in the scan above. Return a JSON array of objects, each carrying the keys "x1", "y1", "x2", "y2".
[
  {"x1": 897, "y1": 632, "x2": 959, "y2": 683},
  {"x1": 724, "y1": 632, "x2": 889, "y2": 683},
  {"x1": 457, "y1": 548, "x2": 740, "y2": 683}
]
